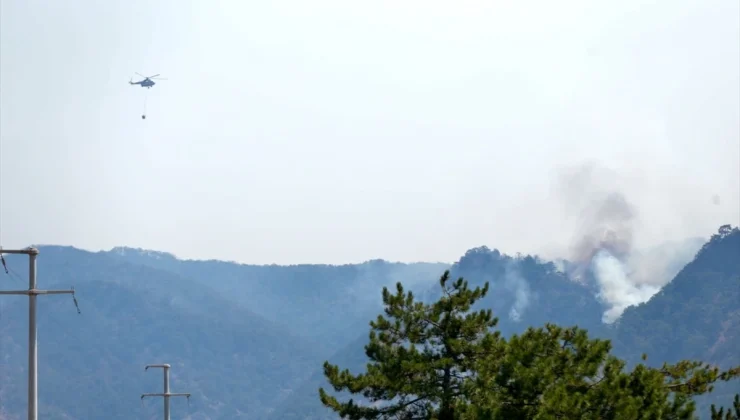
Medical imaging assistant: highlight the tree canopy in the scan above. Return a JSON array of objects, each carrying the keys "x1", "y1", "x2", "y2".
[
  {"x1": 319, "y1": 271, "x2": 500, "y2": 419},
  {"x1": 319, "y1": 270, "x2": 740, "y2": 419}
]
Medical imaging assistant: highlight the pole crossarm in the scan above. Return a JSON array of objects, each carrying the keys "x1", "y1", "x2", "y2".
[
  {"x1": 0, "y1": 290, "x2": 74, "y2": 295},
  {"x1": 141, "y1": 363, "x2": 191, "y2": 420},
  {"x1": 0, "y1": 290, "x2": 31, "y2": 295},
  {"x1": 141, "y1": 393, "x2": 192, "y2": 398},
  {"x1": 0, "y1": 248, "x2": 38, "y2": 255},
  {"x1": 146, "y1": 364, "x2": 171, "y2": 370}
]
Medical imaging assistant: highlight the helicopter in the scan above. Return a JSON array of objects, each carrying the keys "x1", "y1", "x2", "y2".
[
  {"x1": 130, "y1": 73, "x2": 167, "y2": 119},
  {"x1": 129, "y1": 72, "x2": 166, "y2": 89}
]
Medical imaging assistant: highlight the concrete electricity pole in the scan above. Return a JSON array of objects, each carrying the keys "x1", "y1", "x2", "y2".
[
  {"x1": 141, "y1": 364, "x2": 191, "y2": 420},
  {"x1": 0, "y1": 247, "x2": 78, "y2": 420}
]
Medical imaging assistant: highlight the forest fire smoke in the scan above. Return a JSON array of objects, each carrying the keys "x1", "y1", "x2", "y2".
[{"x1": 555, "y1": 162, "x2": 666, "y2": 323}]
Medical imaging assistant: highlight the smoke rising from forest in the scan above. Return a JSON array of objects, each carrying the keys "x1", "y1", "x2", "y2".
[
  {"x1": 503, "y1": 262, "x2": 533, "y2": 322},
  {"x1": 590, "y1": 250, "x2": 659, "y2": 323},
  {"x1": 555, "y1": 162, "x2": 702, "y2": 323}
]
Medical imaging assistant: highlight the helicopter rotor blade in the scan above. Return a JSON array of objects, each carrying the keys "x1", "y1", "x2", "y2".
[
  {"x1": 135, "y1": 72, "x2": 146, "y2": 78},
  {"x1": 147, "y1": 74, "x2": 160, "y2": 79}
]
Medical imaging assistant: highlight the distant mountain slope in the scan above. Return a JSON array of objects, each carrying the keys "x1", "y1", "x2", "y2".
[
  {"x1": 449, "y1": 247, "x2": 607, "y2": 336},
  {"x1": 269, "y1": 247, "x2": 608, "y2": 419},
  {"x1": 609, "y1": 225, "x2": 740, "y2": 417},
  {"x1": 272, "y1": 228, "x2": 739, "y2": 419},
  {"x1": 612, "y1": 225, "x2": 740, "y2": 366},
  {"x1": 0, "y1": 247, "x2": 323, "y2": 420},
  {"x1": 0, "y1": 226, "x2": 735, "y2": 420},
  {"x1": 103, "y1": 247, "x2": 448, "y2": 352}
]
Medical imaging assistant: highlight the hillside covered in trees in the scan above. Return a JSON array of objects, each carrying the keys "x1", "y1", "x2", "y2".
[{"x1": 0, "y1": 225, "x2": 737, "y2": 419}]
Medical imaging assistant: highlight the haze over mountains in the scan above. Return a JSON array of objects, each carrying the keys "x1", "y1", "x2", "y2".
[
  {"x1": 1, "y1": 1, "x2": 737, "y2": 419},
  {"x1": 0, "y1": 224, "x2": 736, "y2": 419}
]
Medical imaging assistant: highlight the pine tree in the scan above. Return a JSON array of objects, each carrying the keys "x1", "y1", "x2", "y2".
[
  {"x1": 711, "y1": 394, "x2": 740, "y2": 420},
  {"x1": 318, "y1": 271, "x2": 739, "y2": 420},
  {"x1": 318, "y1": 270, "x2": 502, "y2": 420},
  {"x1": 465, "y1": 324, "x2": 740, "y2": 419}
]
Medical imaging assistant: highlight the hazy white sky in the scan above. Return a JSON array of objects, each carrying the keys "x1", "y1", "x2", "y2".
[{"x1": 1, "y1": 0, "x2": 738, "y2": 264}]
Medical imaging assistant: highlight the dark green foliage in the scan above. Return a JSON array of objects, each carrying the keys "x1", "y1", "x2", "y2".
[
  {"x1": 711, "y1": 394, "x2": 740, "y2": 419},
  {"x1": 468, "y1": 325, "x2": 739, "y2": 419},
  {"x1": 469, "y1": 324, "x2": 617, "y2": 419},
  {"x1": 610, "y1": 225, "x2": 740, "y2": 416},
  {"x1": 281, "y1": 226, "x2": 740, "y2": 419},
  {"x1": 320, "y1": 275, "x2": 740, "y2": 419},
  {"x1": 319, "y1": 271, "x2": 500, "y2": 419},
  {"x1": 276, "y1": 248, "x2": 610, "y2": 419}
]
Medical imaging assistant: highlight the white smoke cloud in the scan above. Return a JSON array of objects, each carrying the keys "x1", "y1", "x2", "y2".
[
  {"x1": 551, "y1": 258, "x2": 567, "y2": 275},
  {"x1": 503, "y1": 262, "x2": 533, "y2": 322},
  {"x1": 555, "y1": 162, "x2": 704, "y2": 323},
  {"x1": 623, "y1": 237, "x2": 705, "y2": 287},
  {"x1": 590, "y1": 249, "x2": 660, "y2": 323}
]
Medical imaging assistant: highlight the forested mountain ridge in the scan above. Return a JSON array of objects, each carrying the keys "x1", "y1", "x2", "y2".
[
  {"x1": 0, "y1": 248, "x2": 326, "y2": 419},
  {"x1": 270, "y1": 246, "x2": 611, "y2": 419},
  {"x1": 612, "y1": 225, "x2": 740, "y2": 367},
  {"x1": 271, "y1": 225, "x2": 740, "y2": 419},
  {"x1": 0, "y1": 248, "x2": 447, "y2": 419},
  {"x1": 0, "y1": 225, "x2": 736, "y2": 419},
  {"x1": 102, "y1": 247, "x2": 449, "y2": 352},
  {"x1": 608, "y1": 225, "x2": 740, "y2": 417}
]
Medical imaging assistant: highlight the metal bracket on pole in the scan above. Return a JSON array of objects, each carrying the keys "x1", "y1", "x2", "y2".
[{"x1": 141, "y1": 364, "x2": 191, "y2": 420}]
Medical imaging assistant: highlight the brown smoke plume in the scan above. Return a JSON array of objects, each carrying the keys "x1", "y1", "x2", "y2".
[
  {"x1": 552, "y1": 161, "x2": 710, "y2": 322},
  {"x1": 555, "y1": 162, "x2": 638, "y2": 281}
]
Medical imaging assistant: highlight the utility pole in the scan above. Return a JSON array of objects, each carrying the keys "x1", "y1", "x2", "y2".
[
  {"x1": 141, "y1": 364, "x2": 191, "y2": 420},
  {"x1": 0, "y1": 247, "x2": 78, "y2": 420}
]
